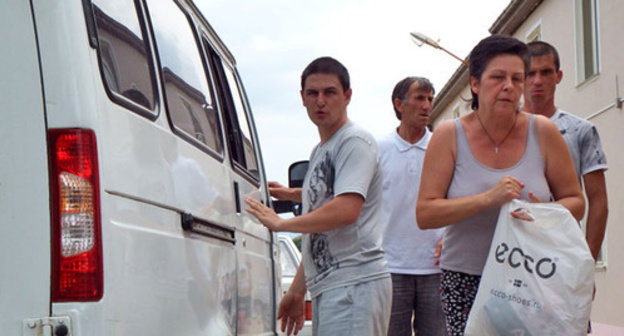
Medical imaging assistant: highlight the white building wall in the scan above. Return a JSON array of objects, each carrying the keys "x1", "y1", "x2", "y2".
[{"x1": 515, "y1": 1, "x2": 623, "y2": 327}]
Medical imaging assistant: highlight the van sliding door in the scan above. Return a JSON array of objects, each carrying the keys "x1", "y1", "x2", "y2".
[{"x1": 204, "y1": 42, "x2": 276, "y2": 335}]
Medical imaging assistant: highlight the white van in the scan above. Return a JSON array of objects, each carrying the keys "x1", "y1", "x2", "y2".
[{"x1": 0, "y1": 0, "x2": 282, "y2": 335}]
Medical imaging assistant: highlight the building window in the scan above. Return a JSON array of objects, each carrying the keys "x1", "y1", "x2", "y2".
[
  {"x1": 525, "y1": 22, "x2": 541, "y2": 42},
  {"x1": 575, "y1": 0, "x2": 600, "y2": 83},
  {"x1": 453, "y1": 104, "x2": 460, "y2": 119}
]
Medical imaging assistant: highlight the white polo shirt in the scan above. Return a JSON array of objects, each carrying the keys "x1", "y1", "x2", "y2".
[{"x1": 378, "y1": 128, "x2": 444, "y2": 275}]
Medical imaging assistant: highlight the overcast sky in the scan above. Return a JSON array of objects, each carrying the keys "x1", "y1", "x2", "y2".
[{"x1": 197, "y1": 0, "x2": 511, "y2": 183}]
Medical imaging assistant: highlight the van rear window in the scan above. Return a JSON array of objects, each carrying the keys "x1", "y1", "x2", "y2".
[
  {"x1": 145, "y1": 0, "x2": 224, "y2": 155},
  {"x1": 92, "y1": 0, "x2": 157, "y2": 113}
]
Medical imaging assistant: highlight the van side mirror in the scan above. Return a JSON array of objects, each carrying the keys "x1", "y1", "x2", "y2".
[
  {"x1": 272, "y1": 160, "x2": 309, "y2": 215},
  {"x1": 288, "y1": 160, "x2": 309, "y2": 188}
]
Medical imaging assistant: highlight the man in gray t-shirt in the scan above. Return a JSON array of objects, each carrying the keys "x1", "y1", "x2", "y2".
[
  {"x1": 524, "y1": 41, "x2": 608, "y2": 262},
  {"x1": 550, "y1": 109, "x2": 607, "y2": 184},
  {"x1": 301, "y1": 121, "x2": 388, "y2": 297},
  {"x1": 245, "y1": 57, "x2": 391, "y2": 336}
]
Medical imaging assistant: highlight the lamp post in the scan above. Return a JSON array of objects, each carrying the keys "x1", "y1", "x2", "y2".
[{"x1": 410, "y1": 32, "x2": 468, "y2": 66}]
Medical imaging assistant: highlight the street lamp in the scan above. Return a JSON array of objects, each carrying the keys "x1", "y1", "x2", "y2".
[{"x1": 410, "y1": 32, "x2": 468, "y2": 66}]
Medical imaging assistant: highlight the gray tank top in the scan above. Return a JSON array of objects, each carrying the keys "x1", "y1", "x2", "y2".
[{"x1": 440, "y1": 115, "x2": 552, "y2": 275}]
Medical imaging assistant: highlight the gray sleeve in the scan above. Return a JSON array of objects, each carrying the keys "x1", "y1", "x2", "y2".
[
  {"x1": 333, "y1": 136, "x2": 377, "y2": 199},
  {"x1": 579, "y1": 123, "x2": 607, "y2": 175}
]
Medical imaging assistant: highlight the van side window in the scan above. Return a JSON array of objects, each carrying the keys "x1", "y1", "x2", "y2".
[
  {"x1": 204, "y1": 42, "x2": 259, "y2": 181},
  {"x1": 91, "y1": 0, "x2": 157, "y2": 113},
  {"x1": 222, "y1": 64, "x2": 259, "y2": 179},
  {"x1": 145, "y1": 0, "x2": 223, "y2": 155}
]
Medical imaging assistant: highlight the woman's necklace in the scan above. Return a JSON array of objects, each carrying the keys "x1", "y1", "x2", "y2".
[{"x1": 475, "y1": 111, "x2": 518, "y2": 154}]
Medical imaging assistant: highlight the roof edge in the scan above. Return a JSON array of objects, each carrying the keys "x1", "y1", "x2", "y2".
[
  {"x1": 489, "y1": 0, "x2": 544, "y2": 35},
  {"x1": 430, "y1": 0, "x2": 544, "y2": 124}
]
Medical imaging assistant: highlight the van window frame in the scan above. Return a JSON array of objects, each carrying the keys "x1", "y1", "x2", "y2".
[
  {"x1": 222, "y1": 62, "x2": 262, "y2": 184},
  {"x1": 230, "y1": 66, "x2": 264, "y2": 179},
  {"x1": 202, "y1": 39, "x2": 261, "y2": 186},
  {"x1": 144, "y1": 0, "x2": 226, "y2": 162},
  {"x1": 87, "y1": 0, "x2": 160, "y2": 121}
]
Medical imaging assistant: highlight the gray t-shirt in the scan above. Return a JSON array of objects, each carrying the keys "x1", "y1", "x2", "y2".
[
  {"x1": 552, "y1": 109, "x2": 607, "y2": 183},
  {"x1": 301, "y1": 121, "x2": 389, "y2": 297}
]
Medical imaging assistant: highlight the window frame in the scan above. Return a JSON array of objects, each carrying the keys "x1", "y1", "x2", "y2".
[
  {"x1": 525, "y1": 21, "x2": 542, "y2": 43},
  {"x1": 574, "y1": 0, "x2": 601, "y2": 85},
  {"x1": 222, "y1": 62, "x2": 261, "y2": 181},
  {"x1": 87, "y1": 0, "x2": 160, "y2": 120},
  {"x1": 452, "y1": 104, "x2": 461, "y2": 119},
  {"x1": 144, "y1": 0, "x2": 226, "y2": 162},
  {"x1": 202, "y1": 39, "x2": 261, "y2": 185}
]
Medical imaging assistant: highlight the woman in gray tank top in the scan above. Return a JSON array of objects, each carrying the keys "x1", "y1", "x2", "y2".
[{"x1": 416, "y1": 35, "x2": 585, "y2": 335}]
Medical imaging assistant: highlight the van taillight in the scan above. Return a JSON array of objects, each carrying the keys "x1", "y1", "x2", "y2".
[
  {"x1": 49, "y1": 129, "x2": 103, "y2": 301},
  {"x1": 305, "y1": 300, "x2": 312, "y2": 321}
]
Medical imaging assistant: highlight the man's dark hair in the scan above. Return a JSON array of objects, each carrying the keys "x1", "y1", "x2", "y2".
[
  {"x1": 527, "y1": 40, "x2": 561, "y2": 71},
  {"x1": 301, "y1": 57, "x2": 350, "y2": 91},
  {"x1": 468, "y1": 35, "x2": 529, "y2": 110},
  {"x1": 391, "y1": 77, "x2": 435, "y2": 120}
]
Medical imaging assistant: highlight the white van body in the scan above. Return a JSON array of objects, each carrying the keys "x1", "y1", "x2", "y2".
[{"x1": 0, "y1": 0, "x2": 281, "y2": 335}]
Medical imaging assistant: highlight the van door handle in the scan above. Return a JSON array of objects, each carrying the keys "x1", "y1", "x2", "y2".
[
  {"x1": 180, "y1": 212, "x2": 235, "y2": 244},
  {"x1": 233, "y1": 181, "x2": 241, "y2": 213}
]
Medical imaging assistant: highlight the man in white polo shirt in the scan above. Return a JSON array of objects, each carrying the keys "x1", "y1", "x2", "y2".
[{"x1": 378, "y1": 77, "x2": 447, "y2": 336}]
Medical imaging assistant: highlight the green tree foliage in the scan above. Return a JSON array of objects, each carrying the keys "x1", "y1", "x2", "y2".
[{"x1": 293, "y1": 235, "x2": 302, "y2": 251}]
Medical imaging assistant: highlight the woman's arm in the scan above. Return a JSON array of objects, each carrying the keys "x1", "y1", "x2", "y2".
[{"x1": 536, "y1": 116, "x2": 585, "y2": 220}]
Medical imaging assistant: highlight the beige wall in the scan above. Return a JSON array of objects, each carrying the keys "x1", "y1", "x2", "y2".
[
  {"x1": 517, "y1": 1, "x2": 623, "y2": 326},
  {"x1": 431, "y1": 85, "x2": 471, "y2": 128},
  {"x1": 432, "y1": 0, "x2": 624, "y2": 327}
]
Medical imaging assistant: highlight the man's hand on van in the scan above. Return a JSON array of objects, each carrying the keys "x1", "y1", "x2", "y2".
[
  {"x1": 245, "y1": 198, "x2": 283, "y2": 231},
  {"x1": 278, "y1": 291, "x2": 305, "y2": 335},
  {"x1": 269, "y1": 181, "x2": 302, "y2": 203}
]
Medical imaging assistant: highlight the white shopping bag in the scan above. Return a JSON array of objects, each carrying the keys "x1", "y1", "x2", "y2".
[{"x1": 465, "y1": 199, "x2": 594, "y2": 336}]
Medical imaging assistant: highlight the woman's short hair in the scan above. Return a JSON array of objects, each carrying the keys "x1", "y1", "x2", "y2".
[{"x1": 468, "y1": 35, "x2": 529, "y2": 110}]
